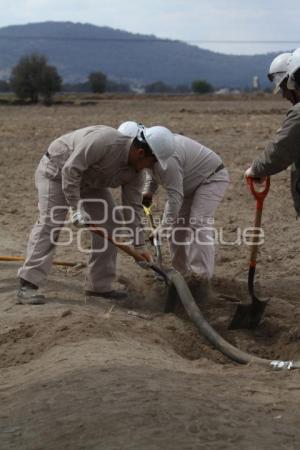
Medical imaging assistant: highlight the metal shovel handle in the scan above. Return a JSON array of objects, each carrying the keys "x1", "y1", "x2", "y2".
[{"x1": 143, "y1": 205, "x2": 163, "y2": 266}]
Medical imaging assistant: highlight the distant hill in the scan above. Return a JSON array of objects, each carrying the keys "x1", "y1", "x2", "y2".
[{"x1": 0, "y1": 21, "x2": 289, "y2": 88}]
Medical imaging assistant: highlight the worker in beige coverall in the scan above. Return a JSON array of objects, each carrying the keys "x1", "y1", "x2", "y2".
[
  {"x1": 17, "y1": 125, "x2": 176, "y2": 304},
  {"x1": 119, "y1": 122, "x2": 230, "y2": 281}
]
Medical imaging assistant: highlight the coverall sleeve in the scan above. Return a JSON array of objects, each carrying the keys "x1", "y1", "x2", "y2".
[
  {"x1": 61, "y1": 133, "x2": 107, "y2": 208},
  {"x1": 251, "y1": 108, "x2": 300, "y2": 177},
  {"x1": 122, "y1": 172, "x2": 146, "y2": 246},
  {"x1": 160, "y1": 158, "x2": 184, "y2": 227},
  {"x1": 143, "y1": 169, "x2": 159, "y2": 194}
]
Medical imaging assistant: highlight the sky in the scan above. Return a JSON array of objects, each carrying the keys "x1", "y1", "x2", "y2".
[{"x1": 0, "y1": 0, "x2": 299, "y2": 55}]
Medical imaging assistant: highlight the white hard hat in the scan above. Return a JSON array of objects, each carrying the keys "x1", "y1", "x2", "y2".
[
  {"x1": 268, "y1": 52, "x2": 292, "y2": 93},
  {"x1": 118, "y1": 121, "x2": 144, "y2": 137},
  {"x1": 138, "y1": 125, "x2": 175, "y2": 170},
  {"x1": 287, "y1": 48, "x2": 300, "y2": 90}
]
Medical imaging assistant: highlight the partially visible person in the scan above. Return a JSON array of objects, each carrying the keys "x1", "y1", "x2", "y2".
[
  {"x1": 245, "y1": 49, "x2": 300, "y2": 216},
  {"x1": 267, "y1": 52, "x2": 293, "y2": 94}
]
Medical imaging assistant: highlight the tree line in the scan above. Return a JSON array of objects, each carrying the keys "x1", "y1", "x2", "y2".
[{"x1": 0, "y1": 52, "x2": 214, "y2": 104}]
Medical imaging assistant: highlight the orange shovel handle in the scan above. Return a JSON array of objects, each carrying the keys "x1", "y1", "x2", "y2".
[
  {"x1": 89, "y1": 224, "x2": 146, "y2": 263},
  {"x1": 246, "y1": 176, "x2": 270, "y2": 210},
  {"x1": 246, "y1": 176, "x2": 270, "y2": 269}
]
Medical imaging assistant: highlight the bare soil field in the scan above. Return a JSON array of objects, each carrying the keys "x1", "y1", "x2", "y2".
[{"x1": 1, "y1": 95, "x2": 300, "y2": 449}]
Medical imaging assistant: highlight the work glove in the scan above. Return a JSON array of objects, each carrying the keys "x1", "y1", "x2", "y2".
[
  {"x1": 142, "y1": 193, "x2": 153, "y2": 208},
  {"x1": 70, "y1": 208, "x2": 91, "y2": 228}
]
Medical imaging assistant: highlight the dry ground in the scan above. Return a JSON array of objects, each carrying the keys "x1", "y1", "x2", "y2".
[{"x1": 1, "y1": 95, "x2": 300, "y2": 449}]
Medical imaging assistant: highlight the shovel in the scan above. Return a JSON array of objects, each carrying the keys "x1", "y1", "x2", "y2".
[
  {"x1": 142, "y1": 205, "x2": 179, "y2": 311},
  {"x1": 90, "y1": 224, "x2": 180, "y2": 313},
  {"x1": 229, "y1": 176, "x2": 270, "y2": 330},
  {"x1": 143, "y1": 205, "x2": 163, "y2": 268},
  {"x1": 89, "y1": 224, "x2": 168, "y2": 284}
]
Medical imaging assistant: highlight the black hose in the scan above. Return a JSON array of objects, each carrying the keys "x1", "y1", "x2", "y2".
[{"x1": 167, "y1": 269, "x2": 299, "y2": 370}]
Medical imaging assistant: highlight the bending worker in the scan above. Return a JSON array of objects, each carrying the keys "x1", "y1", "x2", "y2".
[
  {"x1": 17, "y1": 124, "x2": 175, "y2": 304},
  {"x1": 119, "y1": 122, "x2": 229, "y2": 281},
  {"x1": 245, "y1": 49, "x2": 300, "y2": 215}
]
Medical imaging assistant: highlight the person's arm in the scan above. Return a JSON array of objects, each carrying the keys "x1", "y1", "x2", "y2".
[
  {"x1": 142, "y1": 169, "x2": 159, "y2": 207},
  {"x1": 251, "y1": 108, "x2": 300, "y2": 177},
  {"x1": 159, "y1": 158, "x2": 184, "y2": 227},
  {"x1": 143, "y1": 170, "x2": 159, "y2": 195},
  {"x1": 122, "y1": 172, "x2": 146, "y2": 247},
  {"x1": 62, "y1": 132, "x2": 108, "y2": 209}
]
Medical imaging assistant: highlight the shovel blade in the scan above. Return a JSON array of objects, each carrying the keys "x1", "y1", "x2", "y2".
[{"x1": 229, "y1": 299, "x2": 268, "y2": 330}]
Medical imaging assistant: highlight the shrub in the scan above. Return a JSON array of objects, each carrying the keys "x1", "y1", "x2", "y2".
[
  {"x1": 10, "y1": 53, "x2": 61, "y2": 104},
  {"x1": 192, "y1": 79, "x2": 214, "y2": 94},
  {"x1": 88, "y1": 71, "x2": 107, "y2": 93}
]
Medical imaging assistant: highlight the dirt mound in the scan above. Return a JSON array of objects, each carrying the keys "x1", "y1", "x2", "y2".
[{"x1": 2, "y1": 271, "x2": 300, "y2": 370}]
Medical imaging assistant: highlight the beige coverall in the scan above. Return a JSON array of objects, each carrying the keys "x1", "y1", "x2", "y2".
[
  {"x1": 18, "y1": 126, "x2": 145, "y2": 292},
  {"x1": 144, "y1": 134, "x2": 229, "y2": 279}
]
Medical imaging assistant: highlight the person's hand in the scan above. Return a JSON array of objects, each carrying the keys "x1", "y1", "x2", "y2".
[
  {"x1": 244, "y1": 167, "x2": 265, "y2": 184},
  {"x1": 71, "y1": 208, "x2": 91, "y2": 228},
  {"x1": 142, "y1": 192, "x2": 153, "y2": 208},
  {"x1": 148, "y1": 229, "x2": 157, "y2": 245},
  {"x1": 136, "y1": 249, "x2": 153, "y2": 263},
  {"x1": 149, "y1": 225, "x2": 163, "y2": 244},
  {"x1": 134, "y1": 245, "x2": 153, "y2": 268},
  {"x1": 244, "y1": 167, "x2": 255, "y2": 179},
  {"x1": 135, "y1": 248, "x2": 154, "y2": 269}
]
